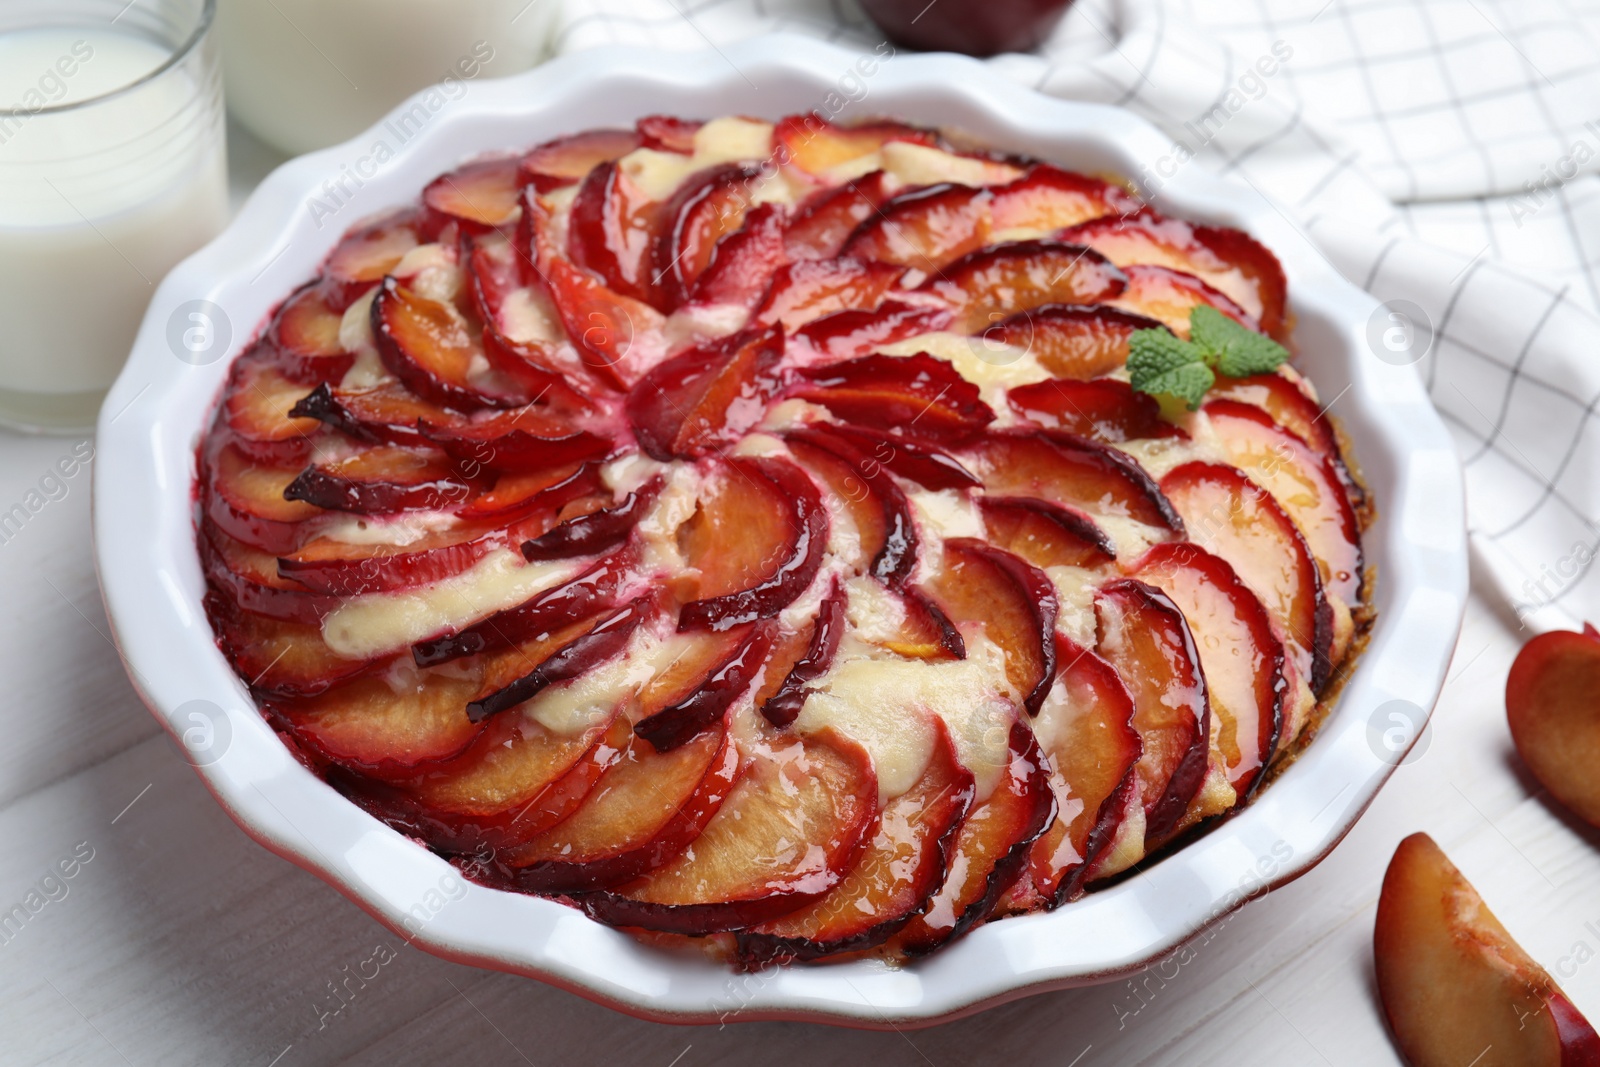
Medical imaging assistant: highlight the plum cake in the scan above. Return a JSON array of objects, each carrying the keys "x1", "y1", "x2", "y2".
[{"x1": 197, "y1": 112, "x2": 1372, "y2": 967}]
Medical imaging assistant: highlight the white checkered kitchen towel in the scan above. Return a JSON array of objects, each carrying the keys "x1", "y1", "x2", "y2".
[{"x1": 552, "y1": 0, "x2": 1600, "y2": 635}]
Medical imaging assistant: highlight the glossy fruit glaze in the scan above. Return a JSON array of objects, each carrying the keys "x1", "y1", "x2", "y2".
[{"x1": 196, "y1": 112, "x2": 1372, "y2": 968}]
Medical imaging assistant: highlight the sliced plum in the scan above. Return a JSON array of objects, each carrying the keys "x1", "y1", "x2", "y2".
[
  {"x1": 1112, "y1": 264, "x2": 1256, "y2": 336},
  {"x1": 894, "y1": 720, "x2": 1055, "y2": 954},
  {"x1": 222, "y1": 354, "x2": 324, "y2": 466},
  {"x1": 735, "y1": 719, "x2": 974, "y2": 966},
  {"x1": 634, "y1": 622, "x2": 776, "y2": 751},
  {"x1": 791, "y1": 351, "x2": 994, "y2": 443},
  {"x1": 1130, "y1": 541, "x2": 1285, "y2": 798},
  {"x1": 928, "y1": 538, "x2": 1058, "y2": 716},
  {"x1": 204, "y1": 442, "x2": 320, "y2": 554},
  {"x1": 270, "y1": 284, "x2": 354, "y2": 384},
  {"x1": 625, "y1": 325, "x2": 784, "y2": 461},
  {"x1": 758, "y1": 579, "x2": 847, "y2": 728},
  {"x1": 283, "y1": 446, "x2": 472, "y2": 514},
  {"x1": 1027, "y1": 635, "x2": 1142, "y2": 904},
  {"x1": 204, "y1": 587, "x2": 375, "y2": 698},
  {"x1": 792, "y1": 301, "x2": 954, "y2": 360},
  {"x1": 321, "y1": 211, "x2": 421, "y2": 310},
  {"x1": 371, "y1": 276, "x2": 531, "y2": 409},
  {"x1": 966, "y1": 429, "x2": 1183, "y2": 537},
  {"x1": 977, "y1": 495, "x2": 1116, "y2": 570},
  {"x1": 982, "y1": 304, "x2": 1165, "y2": 380},
  {"x1": 570, "y1": 160, "x2": 665, "y2": 308},
  {"x1": 1094, "y1": 579, "x2": 1211, "y2": 844},
  {"x1": 466, "y1": 596, "x2": 654, "y2": 723},
  {"x1": 677, "y1": 455, "x2": 828, "y2": 630},
  {"x1": 499, "y1": 721, "x2": 740, "y2": 892},
  {"x1": 411, "y1": 552, "x2": 631, "y2": 667},
  {"x1": 1061, "y1": 208, "x2": 1289, "y2": 339},
  {"x1": 988, "y1": 165, "x2": 1140, "y2": 232},
  {"x1": 1007, "y1": 377, "x2": 1185, "y2": 442},
  {"x1": 772, "y1": 113, "x2": 936, "y2": 176},
  {"x1": 843, "y1": 182, "x2": 993, "y2": 272},
  {"x1": 754, "y1": 256, "x2": 901, "y2": 330},
  {"x1": 920, "y1": 240, "x2": 1127, "y2": 334},
  {"x1": 1204, "y1": 399, "x2": 1362, "y2": 606},
  {"x1": 783, "y1": 170, "x2": 894, "y2": 261},
  {"x1": 575, "y1": 729, "x2": 878, "y2": 935},
  {"x1": 423, "y1": 155, "x2": 522, "y2": 233},
  {"x1": 518, "y1": 128, "x2": 641, "y2": 193},
  {"x1": 1160, "y1": 461, "x2": 1333, "y2": 693}
]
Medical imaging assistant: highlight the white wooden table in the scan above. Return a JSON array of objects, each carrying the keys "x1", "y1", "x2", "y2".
[{"x1": 2, "y1": 122, "x2": 1593, "y2": 1067}]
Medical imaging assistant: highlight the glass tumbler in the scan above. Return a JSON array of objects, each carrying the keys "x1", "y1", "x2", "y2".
[{"x1": 0, "y1": 0, "x2": 227, "y2": 433}]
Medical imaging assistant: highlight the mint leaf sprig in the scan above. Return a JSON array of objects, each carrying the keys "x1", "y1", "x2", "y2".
[{"x1": 1126, "y1": 306, "x2": 1289, "y2": 410}]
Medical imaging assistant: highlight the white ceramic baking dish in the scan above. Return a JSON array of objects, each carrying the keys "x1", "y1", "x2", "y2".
[{"x1": 93, "y1": 32, "x2": 1469, "y2": 1028}]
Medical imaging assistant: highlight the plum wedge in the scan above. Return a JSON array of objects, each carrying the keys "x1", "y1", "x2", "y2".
[
  {"x1": 983, "y1": 304, "x2": 1166, "y2": 380},
  {"x1": 1506, "y1": 623, "x2": 1600, "y2": 828},
  {"x1": 784, "y1": 170, "x2": 895, "y2": 261},
  {"x1": 320, "y1": 211, "x2": 420, "y2": 309},
  {"x1": 1113, "y1": 264, "x2": 1256, "y2": 336},
  {"x1": 466, "y1": 597, "x2": 655, "y2": 723},
  {"x1": 200, "y1": 521, "x2": 337, "y2": 625},
  {"x1": 676, "y1": 456, "x2": 827, "y2": 630},
  {"x1": 754, "y1": 256, "x2": 901, "y2": 330},
  {"x1": 274, "y1": 666, "x2": 490, "y2": 773},
  {"x1": 988, "y1": 165, "x2": 1141, "y2": 232},
  {"x1": 371, "y1": 277, "x2": 532, "y2": 409},
  {"x1": 1129, "y1": 542, "x2": 1286, "y2": 798},
  {"x1": 793, "y1": 301, "x2": 953, "y2": 360},
  {"x1": 1161, "y1": 461, "x2": 1333, "y2": 694},
  {"x1": 203, "y1": 443, "x2": 320, "y2": 554},
  {"x1": 222, "y1": 354, "x2": 324, "y2": 465},
  {"x1": 1095, "y1": 579, "x2": 1212, "y2": 844},
  {"x1": 928, "y1": 538, "x2": 1058, "y2": 716},
  {"x1": 626, "y1": 326, "x2": 784, "y2": 461},
  {"x1": 570, "y1": 160, "x2": 665, "y2": 308},
  {"x1": 1007, "y1": 378, "x2": 1185, "y2": 442},
  {"x1": 518, "y1": 128, "x2": 640, "y2": 192},
  {"x1": 782, "y1": 426, "x2": 918, "y2": 584},
  {"x1": 284, "y1": 446, "x2": 471, "y2": 514},
  {"x1": 797, "y1": 422, "x2": 979, "y2": 491},
  {"x1": 1204, "y1": 399, "x2": 1363, "y2": 607},
  {"x1": 204, "y1": 588, "x2": 376, "y2": 699},
  {"x1": 356, "y1": 704, "x2": 627, "y2": 853},
  {"x1": 270, "y1": 284, "x2": 354, "y2": 384},
  {"x1": 773, "y1": 113, "x2": 937, "y2": 177},
  {"x1": 1060, "y1": 209, "x2": 1289, "y2": 340},
  {"x1": 633, "y1": 623, "x2": 776, "y2": 751},
  {"x1": 735, "y1": 721, "x2": 975, "y2": 965},
  {"x1": 921, "y1": 241, "x2": 1128, "y2": 334},
  {"x1": 1209, "y1": 371, "x2": 1340, "y2": 462},
  {"x1": 498, "y1": 721, "x2": 741, "y2": 892},
  {"x1": 894, "y1": 721, "x2": 1055, "y2": 955},
  {"x1": 576, "y1": 730, "x2": 879, "y2": 935},
  {"x1": 653, "y1": 162, "x2": 766, "y2": 307},
  {"x1": 843, "y1": 183, "x2": 993, "y2": 272},
  {"x1": 791, "y1": 352, "x2": 995, "y2": 443},
  {"x1": 977, "y1": 495, "x2": 1116, "y2": 570},
  {"x1": 411, "y1": 552, "x2": 632, "y2": 667},
  {"x1": 423, "y1": 156, "x2": 522, "y2": 233},
  {"x1": 683, "y1": 202, "x2": 790, "y2": 309},
  {"x1": 1375, "y1": 833, "x2": 1600, "y2": 1067},
  {"x1": 966, "y1": 429, "x2": 1184, "y2": 538},
  {"x1": 1026, "y1": 635, "x2": 1142, "y2": 904},
  {"x1": 758, "y1": 581, "x2": 847, "y2": 728}
]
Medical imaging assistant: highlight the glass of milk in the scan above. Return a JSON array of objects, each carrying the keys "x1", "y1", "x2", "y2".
[
  {"x1": 0, "y1": 0, "x2": 228, "y2": 433},
  {"x1": 219, "y1": 0, "x2": 556, "y2": 157}
]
